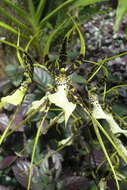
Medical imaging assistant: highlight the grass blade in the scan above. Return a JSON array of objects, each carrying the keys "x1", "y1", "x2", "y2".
[
  {"x1": 68, "y1": 14, "x2": 85, "y2": 56},
  {"x1": 105, "y1": 84, "x2": 127, "y2": 95},
  {"x1": 87, "y1": 58, "x2": 106, "y2": 82},
  {"x1": 35, "y1": 0, "x2": 46, "y2": 22},
  {"x1": 40, "y1": 0, "x2": 74, "y2": 26},
  {"x1": 0, "y1": 21, "x2": 29, "y2": 39},
  {"x1": 70, "y1": 0, "x2": 105, "y2": 10},
  {"x1": 28, "y1": 0, "x2": 35, "y2": 16},
  {"x1": 0, "y1": 39, "x2": 24, "y2": 52},
  {"x1": 43, "y1": 19, "x2": 67, "y2": 56},
  {"x1": 2, "y1": 0, "x2": 30, "y2": 22},
  {"x1": 0, "y1": 7, "x2": 31, "y2": 33}
]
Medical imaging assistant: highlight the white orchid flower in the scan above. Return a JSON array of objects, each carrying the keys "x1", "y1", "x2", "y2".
[
  {"x1": 0, "y1": 85, "x2": 28, "y2": 109},
  {"x1": 48, "y1": 85, "x2": 76, "y2": 125},
  {"x1": 90, "y1": 94, "x2": 127, "y2": 137},
  {"x1": 27, "y1": 95, "x2": 48, "y2": 113}
]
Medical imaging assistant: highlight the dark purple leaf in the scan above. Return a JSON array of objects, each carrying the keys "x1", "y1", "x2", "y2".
[
  {"x1": 12, "y1": 111, "x2": 25, "y2": 132},
  {"x1": 107, "y1": 178, "x2": 117, "y2": 190},
  {"x1": 60, "y1": 176, "x2": 91, "y2": 190},
  {"x1": 90, "y1": 149, "x2": 105, "y2": 166},
  {"x1": 34, "y1": 67, "x2": 53, "y2": 88},
  {"x1": 12, "y1": 159, "x2": 40, "y2": 189},
  {"x1": 41, "y1": 149, "x2": 63, "y2": 179},
  {"x1": 0, "y1": 114, "x2": 9, "y2": 131},
  {"x1": 0, "y1": 156, "x2": 17, "y2": 169},
  {"x1": 21, "y1": 93, "x2": 35, "y2": 115},
  {"x1": 0, "y1": 112, "x2": 25, "y2": 132}
]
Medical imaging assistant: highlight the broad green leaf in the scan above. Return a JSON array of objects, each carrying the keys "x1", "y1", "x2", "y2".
[
  {"x1": 70, "y1": 73, "x2": 86, "y2": 84},
  {"x1": 48, "y1": 85, "x2": 76, "y2": 125},
  {"x1": 114, "y1": 0, "x2": 127, "y2": 31},
  {"x1": 0, "y1": 85, "x2": 27, "y2": 108},
  {"x1": 34, "y1": 67, "x2": 53, "y2": 88},
  {"x1": 112, "y1": 104, "x2": 127, "y2": 117},
  {"x1": 90, "y1": 94, "x2": 127, "y2": 137}
]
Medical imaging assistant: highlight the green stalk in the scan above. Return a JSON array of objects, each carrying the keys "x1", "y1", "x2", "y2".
[
  {"x1": 92, "y1": 117, "x2": 120, "y2": 190},
  {"x1": 27, "y1": 104, "x2": 49, "y2": 190},
  {"x1": 0, "y1": 107, "x2": 20, "y2": 145}
]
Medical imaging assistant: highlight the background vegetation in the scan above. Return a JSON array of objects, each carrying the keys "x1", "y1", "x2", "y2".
[{"x1": 0, "y1": 0, "x2": 127, "y2": 190}]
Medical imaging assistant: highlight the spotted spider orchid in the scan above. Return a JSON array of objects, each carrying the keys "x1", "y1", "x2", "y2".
[
  {"x1": 0, "y1": 80, "x2": 31, "y2": 109},
  {"x1": 28, "y1": 83, "x2": 76, "y2": 125},
  {"x1": 90, "y1": 94, "x2": 127, "y2": 136}
]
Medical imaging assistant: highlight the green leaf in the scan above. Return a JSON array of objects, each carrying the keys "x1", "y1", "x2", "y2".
[
  {"x1": 0, "y1": 21, "x2": 18, "y2": 35},
  {"x1": 40, "y1": 0, "x2": 74, "y2": 26},
  {"x1": 70, "y1": 73, "x2": 86, "y2": 84},
  {"x1": 69, "y1": 14, "x2": 85, "y2": 56},
  {"x1": 89, "y1": 185, "x2": 98, "y2": 190},
  {"x1": 35, "y1": 0, "x2": 46, "y2": 22},
  {"x1": 43, "y1": 20, "x2": 67, "y2": 56},
  {"x1": 0, "y1": 21, "x2": 29, "y2": 39},
  {"x1": 114, "y1": 0, "x2": 127, "y2": 31},
  {"x1": 16, "y1": 31, "x2": 25, "y2": 69},
  {"x1": 87, "y1": 58, "x2": 106, "y2": 82},
  {"x1": 2, "y1": 0, "x2": 30, "y2": 22},
  {"x1": 48, "y1": 85, "x2": 76, "y2": 125},
  {"x1": 113, "y1": 104, "x2": 127, "y2": 117},
  {"x1": 70, "y1": 0, "x2": 106, "y2": 10},
  {"x1": 92, "y1": 117, "x2": 120, "y2": 190},
  {"x1": 58, "y1": 136, "x2": 73, "y2": 146},
  {"x1": 34, "y1": 67, "x2": 53, "y2": 88},
  {"x1": 0, "y1": 39, "x2": 24, "y2": 52},
  {"x1": 105, "y1": 84, "x2": 127, "y2": 95},
  {"x1": 0, "y1": 7, "x2": 31, "y2": 33},
  {"x1": 28, "y1": 0, "x2": 35, "y2": 16}
]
